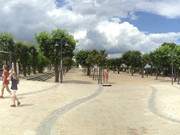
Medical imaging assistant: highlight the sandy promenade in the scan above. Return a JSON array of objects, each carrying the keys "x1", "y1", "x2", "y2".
[
  {"x1": 0, "y1": 69, "x2": 99, "y2": 135},
  {"x1": 0, "y1": 68, "x2": 180, "y2": 135}
]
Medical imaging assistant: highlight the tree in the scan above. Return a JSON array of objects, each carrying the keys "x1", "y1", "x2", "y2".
[
  {"x1": 0, "y1": 33, "x2": 15, "y2": 70},
  {"x1": 174, "y1": 46, "x2": 180, "y2": 83},
  {"x1": 122, "y1": 51, "x2": 142, "y2": 76},
  {"x1": 37, "y1": 52, "x2": 50, "y2": 73},
  {"x1": 0, "y1": 33, "x2": 15, "y2": 52},
  {"x1": 141, "y1": 54, "x2": 151, "y2": 78},
  {"x1": 15, "y1": 42, "x2": 30, "y2": 76},
  {"x1": 36, "y1": 29, "x2": 76, "y2": 82},
  {"x1": 29, "y1": 46, "x2": 38, "y2": 74},
  {"x1": 149, "y1": 43, "x2": 176, "y2": 79},
  {"x1": 75, "y1": 50, "x2": 90, "y2": 75}
]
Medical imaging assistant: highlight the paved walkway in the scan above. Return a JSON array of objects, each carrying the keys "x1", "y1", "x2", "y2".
[
  {"x1": 0, "y1": 69, "x2": 180, "y2": 135},
  {"x1": 0, "y1": 69, "x2": 99, "y2": 135},
  {"x1": 53, "y1": 71, "x2": 180, "y2": 135}
]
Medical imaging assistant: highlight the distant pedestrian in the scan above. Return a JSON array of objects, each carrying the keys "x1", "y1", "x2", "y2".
[
  {"x1": 9, "y1": 69, "x2": 20, "y2": 107},
  {"x1": 0, "y1": 65, "x2": 11, "y2": 98},
  {"x1": 103, "y1": 68, "x2": 109, "y2": 84}
]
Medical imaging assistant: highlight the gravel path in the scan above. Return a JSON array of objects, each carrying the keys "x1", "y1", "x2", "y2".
[
  {"x1": 0, "y1": 68, "x2": 180, "y2": 135},
  {"x1": 36, "y1": 86, "x2": 103, "y2": 135},
  {"x1": 149, "y1": 86, "x2": 180, "y2": 124}
]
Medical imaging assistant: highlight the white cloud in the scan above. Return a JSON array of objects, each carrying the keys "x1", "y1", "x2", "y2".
[
  {"x1": 0, "y1": 0, "x2": 180, "y2": 56},
  {"x1": 136, "y1": 1, "x2": 180, "y2": 19},
  {"x1": 73, "y1": 30, "x2": 87, "y2": 40},
  {"x1": 76, "y1": 20, "x2": 180, "y2": 54},
  {"x1": 68, "y1": 0, "x2": 180, "y2": 19}
]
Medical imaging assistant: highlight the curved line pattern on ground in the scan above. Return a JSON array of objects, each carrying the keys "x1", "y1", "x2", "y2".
[
  {"x1": 36, "y1": 85, "x2": 103, "y2": 135},
  {"x1": 149, "y1": 86, "x2": 180, "y2": 124}
]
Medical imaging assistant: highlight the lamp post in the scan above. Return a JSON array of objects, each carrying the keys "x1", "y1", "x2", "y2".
[
  {"x1": 55, "y1": 39, "x2": 68, "y2": 83},
  {"x1": 169, "y1": 47, "x2": 176, "y2": 85},
  {"x1": 171, "y1": 58, "x2": 174, "y2": 85},
  {"x1": 60, "y1": 41, "x2": 63, "y2": 83},
  {"x1": 168, "y1": 52, "x2": 174, "y2": 85}
]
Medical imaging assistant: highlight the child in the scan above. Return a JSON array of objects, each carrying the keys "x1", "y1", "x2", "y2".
[
  {"x1": 10, "y1": 70, "x2": 20, "y2": 107},
  {"x1": 0, "y1": 65, "x2": 11, "y2": 98}
]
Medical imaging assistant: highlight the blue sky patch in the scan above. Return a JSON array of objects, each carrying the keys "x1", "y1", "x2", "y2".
[
  {"x1": 56, "y1": 0, "x2": 68, "y2": 7},
  {"x1": 123, "y1": 12, "x2": 180, "y2": 33}
]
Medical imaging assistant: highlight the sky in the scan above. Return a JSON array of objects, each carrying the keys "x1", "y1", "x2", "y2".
[{"x1": 1, "y1": 0, "x2": 180, "y2": 57}]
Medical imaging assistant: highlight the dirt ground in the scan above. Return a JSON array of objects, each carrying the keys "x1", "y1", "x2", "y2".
[{"x1": 0, "y1": 68, "x2": 179, "y2": 135}]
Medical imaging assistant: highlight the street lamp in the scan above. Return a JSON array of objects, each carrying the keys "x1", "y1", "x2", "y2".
[
  {"x1": 169, "y1": 47, "x2": 176, "y2": 85},
  {"x1": 55, "y1": 39, "x2": 68, "y2": 83},
  {"x1": 171, "y1": 58, "x2": 174, "y2": 85}
]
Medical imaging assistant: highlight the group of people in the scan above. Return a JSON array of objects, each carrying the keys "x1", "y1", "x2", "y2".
[{"x1": 0, "y1": 64, "x2": 20, "y2": 107}]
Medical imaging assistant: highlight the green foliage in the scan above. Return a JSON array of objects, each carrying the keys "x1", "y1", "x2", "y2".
[
  {"x1": 150, "y1": 43, "x2": 176, "y2": 69},
  {"x1": 37, "y1": 52, "x2": 50, "y2": 73},
  {"x1": 36, "y1": 29, "x2": 76, "y2": 82},
  {"x1": 141, "y1": 54, "x2": 150, "y2": 66},
  {"x1": 75, "y1": 50, "x2": 107, "y2": 76},
  {"x1": 0, "y1": 32, "x2": 15, "y2": 52},
  {"x1": 15, "y1": 42, "x2": 31, "y2": 76},
  {"x1": 122, "y1": 50, "x2": 142, "y2": 69},
  {"x1": 36, "y1": 29, "x2": 76, "y2": 65},
  {"x1": 75, "y1": 50, "x2": 89, "y2": 67},
  {"x1": 75, "y1": 50, "x2": 107, "y2": 67},
  {"x1": 106, "y1": 58, "x2": 122, "y2": 71},
  {"x1": 29, "y1": 46, "x2": 38, "y2": 74}
]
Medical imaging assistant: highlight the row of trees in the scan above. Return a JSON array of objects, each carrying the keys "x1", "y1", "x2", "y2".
[
  {"x1": 75, "y1": 50, "x2": 107, "y2": 84},
  {"x1": 75, "y1": 43, "x2": 180, "y2": 84},
  {"x1": 1, "y1": 30, "x2": 179, "y2": 84},
  {"x1": 0, "y1": 33, "x2": 49, "y2": 76},
  {"x1": 107, "y1": 43, "x2": 180, "y2": 83},
  {"x1": 0, "y1": 29, "x2": 76, "y2": 82}
]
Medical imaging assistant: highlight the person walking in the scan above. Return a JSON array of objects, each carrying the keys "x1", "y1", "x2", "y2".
[
  {"x1": 0, "y1": 65, "x2": 11, "y2": 98},
  {"x1": 103, "y1": 68, "x2": 109, "y2": 84},
  {"x1": 10, "y1": 69, "x2": 20, "y2": 107}
]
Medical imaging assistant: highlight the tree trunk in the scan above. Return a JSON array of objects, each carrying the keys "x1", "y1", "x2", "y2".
[
  {"x1": 33, "y1": 69, "x2": 36, "y2": 74},
  {"x1": 146, "y1": 69, "x2": 149, "y2": 77},
  {"x1": 33, "y1": 66, "x2": 36, "y2": 74},
  {"x1": 18, "y1": 62, "x2": 22, "y2": 74},
  {"x1": 155, "y1": 68, "x2": 158, "y2": 80},
  {"x1": 46, "y1": 64, "x2": 51, "y2": 71},
  {"x1": 174, "y1": 68, "x2": 177, "y2": 82},
  {"x1": 13, "y1": 60, "x2": 17, "y2": 74},
  {"x1": 93, "y1": 68, "x2": 95, "y2": 80},
  {"x1": 98, "y1": 67, "x2": 103, "y2": 84},
  {"x1": 23, "y1": 66, "x2": 27, "y2": 77},
  {"x1": 54, "y1": 64, "x2": 59, "y2": 82},
  {"x1": 113, "y1": 67, "x2": 115, "y2": 73},
  {"x1": 87, "y1": 66, "x2": 91, "y2": 76},
  {"x1": 177, "y1": 70, "x2": 179, "y2": 84},
  {"x1": 141, "y1": 66, "x2": 144, "y2": 78},
  {"x1": 28, "y1": 65, "x2": 31, "y2": 76},
  {"x1": 131, "y1": 68, "x2": 134, "y2": 76},
  {"x1": 118, "y1": 67, "x2": 120, "y2": 74}
]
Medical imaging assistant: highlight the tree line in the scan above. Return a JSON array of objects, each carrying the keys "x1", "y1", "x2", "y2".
[
  {"x1": 75, "y1": 43, "x2": 180, "y2": 84},
  {"x1": 1, "y1": 29, "x2": 179, "y2": 84},
  {"x1": 107, "y1": 43, "x2": 180, "y2": 84},
  {"x1": 0, "y1": 29, "x2": 76, "y2": 82}
]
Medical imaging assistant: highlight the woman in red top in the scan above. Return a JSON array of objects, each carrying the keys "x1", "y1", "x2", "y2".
[
  {"x1": 103, "y1": 68, "x2": 109, "y2": 84},
  {"x1": 0, "y1": 65, "x2": 11, "y2": 98}
]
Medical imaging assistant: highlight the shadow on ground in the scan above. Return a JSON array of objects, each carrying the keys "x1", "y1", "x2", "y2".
[
  {"x1": 63, "y1": 80, "x2": 93, "y2": 84},
  {"x1": 18, "y1": 104, "x2": 34, "y2": 107}
]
